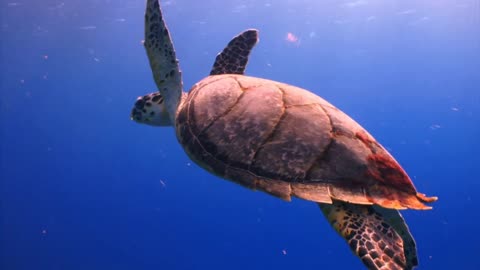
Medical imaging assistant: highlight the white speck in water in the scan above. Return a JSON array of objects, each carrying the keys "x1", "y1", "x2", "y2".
[
  {"x1": 159, "y1": 180, "x2": 166, "y2": 188},
  {"x1": 342, "y1": 0, "x2": 368, "y2": 8},
  {"x1": 79, "y1": 26, "x2": 97, "y2": 30},
  {"x1": 397, "y1": 9, "x2": 417, "y2": 15}
]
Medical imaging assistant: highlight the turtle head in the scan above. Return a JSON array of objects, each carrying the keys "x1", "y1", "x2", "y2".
[{"x1": 130, "y1": 92, "x2": 172, "y2": 126}]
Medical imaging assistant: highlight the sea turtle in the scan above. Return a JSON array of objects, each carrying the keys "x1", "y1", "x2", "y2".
[{"x1": 131, "y1": 1, "x2": 437, "y2": 269}]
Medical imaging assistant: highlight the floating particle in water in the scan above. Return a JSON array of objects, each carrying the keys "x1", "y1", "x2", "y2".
[
  {"x1": 397, "y1": 9, "x2": 417, "y2": 15},
  {"x1": 282, "y1": 249, "x2": 287, "y2": 255},
  {"x1": 159, "y1": 180, "x2": 166, "y2": 188},
  {"x1": 342, "y1": 0, "x2": 368, "y2": 8},
  {"x1": 333, "y1": 19, "x2": 350, "y2": 25},
  {"x1": 285, "y1": 32, "x2": 299, "y2": 43},
  {"x1": 79, "y1": 25, "x2": 97, "y2": 30},
  {"x1": 451, "y1": 107, "x2": 459, "y2": 112}
]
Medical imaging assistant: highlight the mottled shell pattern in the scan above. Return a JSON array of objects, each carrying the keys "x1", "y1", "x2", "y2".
[{"x1": 176, "y1": 75, "x2": 436, "y2": 210}]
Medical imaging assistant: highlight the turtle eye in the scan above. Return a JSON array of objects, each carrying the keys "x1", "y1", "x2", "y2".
[
  {"x1": 135, "y1": 99, "x2": 145, "y2": 109},
  {"x1": 152, "y1": 94, "x2": 162, "y2": 103}
]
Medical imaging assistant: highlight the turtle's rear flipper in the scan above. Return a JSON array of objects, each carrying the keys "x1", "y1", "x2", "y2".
[{"x1": 319, "y1": 201, "x2": 418, "y2": 270}]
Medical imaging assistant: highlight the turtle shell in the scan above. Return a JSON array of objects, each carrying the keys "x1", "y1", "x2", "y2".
[{"x1": 176, "y1": 74, "x2": 436, "y2": 210}]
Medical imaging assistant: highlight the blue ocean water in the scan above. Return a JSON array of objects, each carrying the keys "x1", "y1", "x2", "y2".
[{"x1": 1, "y1": 0, "x2": 479, "y2": 269}]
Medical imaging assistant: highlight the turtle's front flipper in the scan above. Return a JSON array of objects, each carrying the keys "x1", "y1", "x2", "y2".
[
  {"x1": 210, "y1": 29, "x2": 259, "y2": 75},
  {"x1": 319, "y1": 201, "x2": 418, "y2": 270},
  {"x1": 144, "y1": 0, "x2": 183, "y2": 123}
]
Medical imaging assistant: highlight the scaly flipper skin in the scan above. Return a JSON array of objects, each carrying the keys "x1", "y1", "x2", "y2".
[
  {"x1": 145, "y1": 0, "x2": 183, "y2": 123},
  {"x1": 133, "y1": 26, "x2": 260, "y2": 126},
  {"x1": 210, "y1": 29, "x2": 259, "y2": 75},
  {"x1": 133, "y1": 27, "x2": 260, "y2": 126},
  {"x1": 320, "y1": 201, "x2": 417, "y2": 270},
  {"x1": 373, "y1": 206, "x2": 418, "y2": 269}
]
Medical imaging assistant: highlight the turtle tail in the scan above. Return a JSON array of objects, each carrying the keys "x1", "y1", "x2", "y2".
[{"x1": 319, "y1": 201, "x2": 418, "y2": 270}]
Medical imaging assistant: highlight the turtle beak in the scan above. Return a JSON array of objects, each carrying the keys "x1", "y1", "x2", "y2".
[{"x1": 130, "y1": 108, "x2": 139, "y2": 122}]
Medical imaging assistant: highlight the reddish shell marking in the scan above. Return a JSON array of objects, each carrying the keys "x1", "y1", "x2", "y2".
[
  {"x1": 355, "y1": 131, "x2": 415, "y2": 193},
  {"x1": 355, "y1": 130, "x2": 377, "y2": 151},
  {"x1": 367, "y1": 153, "x2": 414, "y2": 192}
]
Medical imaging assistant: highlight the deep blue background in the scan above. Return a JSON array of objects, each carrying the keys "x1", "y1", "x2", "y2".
[{"x1": 1, "y1": 0, "x2": 479, "y2": 269}]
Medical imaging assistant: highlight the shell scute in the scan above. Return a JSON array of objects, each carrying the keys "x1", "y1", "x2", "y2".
[
  {"x1": 306, "y1": 133, "x2": 371, "y2": 183},
  {"x1": 251, "y1": 103, "x2": 332, "y2": 180},
  {"x1": 200, "y1": 83, "x2": 284, "y2": 167},
  {"x1": 188, "y1": 76, "x2": 243, "y2": 133}
]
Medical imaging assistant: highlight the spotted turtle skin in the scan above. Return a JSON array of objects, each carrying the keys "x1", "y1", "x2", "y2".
[{"x1": 175, "y1": 74, "x2": 436, "y2": 210}]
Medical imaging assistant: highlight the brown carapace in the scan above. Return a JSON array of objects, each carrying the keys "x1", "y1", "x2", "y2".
[{"x1": 176, "y1": 75, "x2": 437, "y2": 211}]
